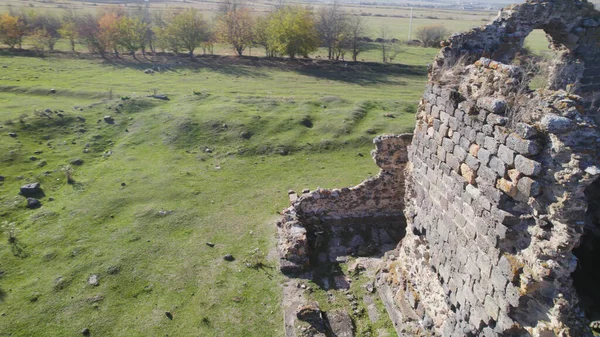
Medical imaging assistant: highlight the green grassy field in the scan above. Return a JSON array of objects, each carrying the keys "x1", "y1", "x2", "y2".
[{"x1": 0, "y1": 52, "x2": 425, "y2": 336}]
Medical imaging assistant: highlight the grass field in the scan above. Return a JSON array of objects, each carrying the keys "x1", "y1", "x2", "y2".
[{"x1": 0, "y1": 51, "x2": 425, "y2": 336}]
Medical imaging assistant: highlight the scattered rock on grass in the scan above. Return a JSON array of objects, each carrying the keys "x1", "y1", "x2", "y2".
[
  {"x1": 8, "y1": 132, "x2": 17, "y2": 138},
  {"x1": 81, "y1": 328, "x2": 90, "y2": 336},
  {"x1": 223, "y1": 254, "x2": 235, "y2": 261},
  {"x1": 88, "y1": 274, "x2": 99, "y2": 286},
  {"x1": 103, "y1": 116, "x2": 114, "y2": 124},
  {"x1": 70, "y1": 158, "x2": 84, "y2": 166},
  {"x1": 49, "y1": 89, "x2": 56, "y2": 94},
  {"x1": 20, "y1": 182, "x2": 41, "y2": 196},
  {"x1": 150, "y1": 94, "x2": 169, "y2": 100},
  {"x1": 165, "y1": 312, "x2": 173, "y2": 320},
  {"x1": 0, "y1": 175, "x2": 4, "y2": 181},
  {"x1": 206, "y1": 242, "x2": 215, "y2": 247},
  {"x1": 26, "y1": 197, "x2": 41, "y2": 209},
  {"x1": 296, "y1": 302, "x2": 326, "y2": 332}
]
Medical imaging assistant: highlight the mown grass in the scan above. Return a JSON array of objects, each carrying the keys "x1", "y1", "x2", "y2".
[{"x1": 0, "y1": 52, "x2": 425, "y2": 336}]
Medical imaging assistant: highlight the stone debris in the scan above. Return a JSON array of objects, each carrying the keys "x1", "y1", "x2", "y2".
[
  {"x1": 87, "y1": 274, "x2": 99, "y2": 286},
  {"x1": 26, "y1": 197, "x2": 41, "y2": 209},
  {"x1": 20, "y1": 183, "x2": 42, "y2": 197}
]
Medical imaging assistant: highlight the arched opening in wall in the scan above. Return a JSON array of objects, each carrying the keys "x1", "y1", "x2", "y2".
[
  {"x1": 518, "y1": 29, "x2": 563, "y2": 90},
  {"x1": 572, "y1": 178, "x2": 600, "y2": 323}
]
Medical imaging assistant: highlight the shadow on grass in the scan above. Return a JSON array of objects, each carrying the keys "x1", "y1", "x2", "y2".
[
  {"x1": 0, "y1": 48, "x2": 427, "y2": 85},
  {"x1": 248, "y1": 262, "x2": 275, "y2": 280},
  {"x1": 0, "y1": 288, "x2": 6, "y2": 302},
  {"x1": 292, "y1": 62, "x2": 425, "y2": 86}
]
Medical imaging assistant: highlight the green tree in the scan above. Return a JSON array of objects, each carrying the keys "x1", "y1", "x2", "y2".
[
  {"x1": 59, "y1": 20, "x2": 79, "y2": 52},
  {"x1": 167, "y1": 9, "x2": 208, "y2": 57},
  {"x1": 268, "y1": 6, "x2": 318, "y2": 60},
  {"x1": 114, "y1": 16, "x2": 147, "y2": 57},
  {"x1": 254, "y1": 15, "x2": 276, "y2": 57}
]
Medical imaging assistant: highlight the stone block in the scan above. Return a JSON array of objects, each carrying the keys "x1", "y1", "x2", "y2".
[
  {"x1": 449, "y1": 116, "x2": 459, "y2": 131},
  {"x1": 496, "y1": 178, "x2": 517, "y2": 197},
  {"x1": 477, "y1": 97, "x2": 507, "y2": 114},
  {"x1": 454, "y1": 145, "x2": 468, "y2": 161},
  {"x1": 443, "y1": 137, "x2": 455, "y2": 153},
  {"x1": 505, "y1": 284, "x2": 521, "y2": 308},
  {"x1": 489, "y1": 156, "x2": 507, "y2": 177},
  {"x1": 447, "y1": 153, "x2": 461, "y2": 172},
  {"x1": 461, "y1": 163, "x2": 477, "y2": 185},
  {"x1": 452, "y1": 130, "x2": 461, "y2": 144},
  {"x1": 515, "y1": 122, "x2": 539, "y2": 139},
  {"x1": 484, "y1": 136, "x2": 499, "y2": 155},
  {"x1": 441, "y1": 111, "x2": 450, "y2": 124},
  {"x1": 465, "y1": 154, "x2": 481, "y2": 171},
  {"x1": 476, "y1": 132, "x2": 486, "y2": 146},
  {"x1": 491, "y1": 267, "x2": 508, "y2": 294},
  {"x1": 492, "y1": 208, "x2": 520, "y2": 226},
  {"x1": 514, "y1": 155, "x2": 542, "y2": 176},
  {"x1": 517, "y1": 176, "x2": 541, "y2": 197},
  {"x1": 494, "y1": 126, "x2": 510, "y2": 144},
  {"x1": 437, "y1": 146, "x2": 447, "y2": 162},
  {"x1": 467, "y1": 127, "x2": 477, "y2": 142},
  {"x1": 507, "y1": 169, "x2": 521, "y2": 182},
  {"x1": 506, "y1": 133, "x2": 541, "y2": 156},
  {"x1": 497, "y1": 144, "x2": 515, "y2": 166},
  {"x1": 476, "y1": 147, "x2": 491, "y2": 166},
  {"x1": 477, "y1": 165, "x2": 499, "y2": 186},
  {"x1": 484, "y1": 295, "x2": 500, "y2": 321},
  {"x1": 482, "y1": 124, "x2": 494, "y2": 136},
  {"x1": 540, "y1": 114, "x2": 574, "y2": 134},
  {"x1": 440, "y1": 123, "x2": 449, "y2": 138},
  {"x1": 460, "y1": 136, "x2": 471, "y2": 151}
]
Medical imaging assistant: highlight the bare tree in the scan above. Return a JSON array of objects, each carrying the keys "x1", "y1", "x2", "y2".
[
  {"x1": 347, "y1": 15, "x2": 367, "y2": 62},
  {"x1": 378, "y1": 26, "x2": 401, "y2": 63},
  {"x1": 316, "y1": 1, "x2": 348, "y2": 60},
  {"x1": 416, "y1": 25, "x2": 449, "y2": 48}
]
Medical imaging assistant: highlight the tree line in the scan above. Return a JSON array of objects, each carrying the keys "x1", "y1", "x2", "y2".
[{"x1": 0, "y1": 1, "x2": 376, "y2": 61}]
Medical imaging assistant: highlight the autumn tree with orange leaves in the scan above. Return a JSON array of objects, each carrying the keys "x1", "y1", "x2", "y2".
[{"x1": 0, "y1": 13, "x2": 26, "y2": 49}]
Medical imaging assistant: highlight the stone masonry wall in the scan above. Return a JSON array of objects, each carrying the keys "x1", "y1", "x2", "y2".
[
  {"x1": 277, "y1": 134, "x2": 412, "y2": 274},
  {"x1": 380, "y1": 1, "x2": 600, "y2": 336}
]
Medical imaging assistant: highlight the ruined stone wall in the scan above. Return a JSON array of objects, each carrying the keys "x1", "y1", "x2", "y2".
[
  {"x1": 381, "y1": 1, "x2": 600, "y2": 336},
  {"x1": 277, "y1": 134, "x2": 412, "y2": 274}
]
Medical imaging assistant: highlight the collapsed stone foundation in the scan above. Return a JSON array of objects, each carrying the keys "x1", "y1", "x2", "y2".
[{"x1": 277, "y1": 0, "x2": 600, "y2": 336}]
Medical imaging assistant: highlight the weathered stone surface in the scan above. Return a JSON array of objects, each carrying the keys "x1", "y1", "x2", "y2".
[
  {"x1": 540, "y1": 114, "x2": 574, "y2": 134},
  {"x1": 515, "y1": 123, "x2": 539, "y2": 139},
  {"x1": 506, "y1": 133, "x2": 541, "y2": 156},
  {"x1": 20, "y1": 183, "x2": 41, "y2": 197},
  {"x1": 327, "y1": 311, "x2": 354, "y2": 337},
  {"x1": 514, "y1": 155, "x2": 542, "y2": 176}
]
